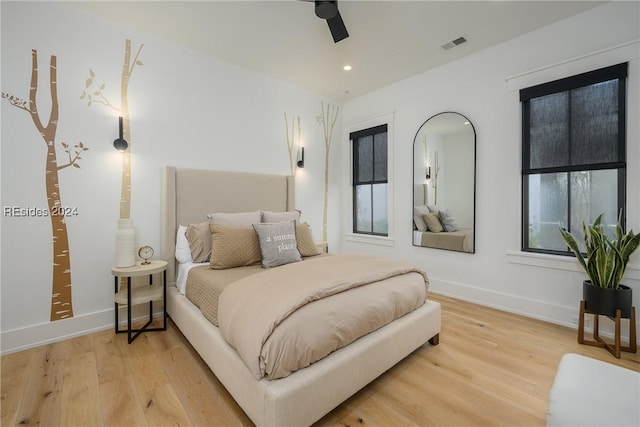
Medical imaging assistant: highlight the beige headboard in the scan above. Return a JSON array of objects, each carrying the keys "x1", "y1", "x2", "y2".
[
  {"x1": 161, "y1": 166, "x2": 295, "y2": 284},
  {"x1": 414, "y1": 183, "x2": 428, "y2": 206}
]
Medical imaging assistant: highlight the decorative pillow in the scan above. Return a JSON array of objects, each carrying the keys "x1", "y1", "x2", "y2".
[
  {"x1": 261, "y1": 210, "x2": 301, "y2": 223},
  {"x1": 423, "y1": 213, "x2": 444, "y2": 233},
  {"x1": 427, "y1": 204, "x2": 439, "y2": 214},
  {"x1": 296, "y1": 222, "x2": 320, "y2": 257},
  {"x1": 252, "y1": 220, "x2": 302, "y2": 268},
  {"x1": 413, "y1": 205, "x2": 430, "y2": 231},
  {"x1": 209, "y1": 223, "x2": 262, "y2": 269},
  {"x1": 175, "y1": 225, "x2": 193, "y2": 264},
  {"x1": 439, "y1": 209, "x2": 460, "y2": 232},
  {"x1": 185, "y1": 222, "x2": 212, "y2": 263},
  {"x1": 207, "y1": 211, "x2": 261, "y2": 228}
]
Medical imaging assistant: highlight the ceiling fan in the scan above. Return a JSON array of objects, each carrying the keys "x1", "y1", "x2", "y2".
[{"x1": 309, "y1": 0, "x2": 349, "y2": 43}]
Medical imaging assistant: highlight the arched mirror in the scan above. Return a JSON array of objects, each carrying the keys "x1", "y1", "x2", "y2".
[{"x1": 413, "y1": 112, "x2": 476, "y2": 253}]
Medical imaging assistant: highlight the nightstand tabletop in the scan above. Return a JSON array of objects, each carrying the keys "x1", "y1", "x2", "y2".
[{"x1": 111, "y1": 260, "x2": 168, "y2": 277}]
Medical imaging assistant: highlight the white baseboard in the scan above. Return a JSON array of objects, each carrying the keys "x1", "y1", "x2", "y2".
[
  {"x1": 1, "y1": 305, "x2": 164, "y2": 355},
  {"x1": 3, "y1": 279, "x2": 636, "y2": 354},
  {"x1": 430, "y1": 277, "x2": 640, "y2": 344}
]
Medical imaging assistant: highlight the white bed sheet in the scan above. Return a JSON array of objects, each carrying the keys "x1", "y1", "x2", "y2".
[{"x1": 176, "y1": 261, "x2": 208, "y2": 295}]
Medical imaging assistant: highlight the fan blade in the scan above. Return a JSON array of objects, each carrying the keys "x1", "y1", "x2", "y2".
[{"x1": 326, "y1": 10, "x2": 348, "y2": 43}]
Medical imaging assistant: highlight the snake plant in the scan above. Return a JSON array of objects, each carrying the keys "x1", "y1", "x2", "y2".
[{"x1": 559, "y1": 212, "x2": 640, "y2": 289}]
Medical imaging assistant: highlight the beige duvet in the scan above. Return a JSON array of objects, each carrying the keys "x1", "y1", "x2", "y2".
[{"x1": 218, "y1": 254, "x2": 429, "y2": 380}]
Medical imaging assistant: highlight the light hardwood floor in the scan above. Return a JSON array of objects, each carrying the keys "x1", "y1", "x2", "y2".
[{"x1": 2, "y1": 293, "x2": 639, "y2": 426}]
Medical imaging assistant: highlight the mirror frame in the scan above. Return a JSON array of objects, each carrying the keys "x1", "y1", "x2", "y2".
[{"x1": 412, "y1": 111, "x2": 476, "y2": 253}]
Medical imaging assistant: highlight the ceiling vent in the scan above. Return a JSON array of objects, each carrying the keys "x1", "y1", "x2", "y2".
[{"x1": 441, "y1": 36, "x2": 467, "y2": 51}]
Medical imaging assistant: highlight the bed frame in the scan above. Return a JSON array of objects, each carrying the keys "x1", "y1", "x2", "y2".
[{"x1": 161, "y1": 166, "x2": 441, "y2": 426}]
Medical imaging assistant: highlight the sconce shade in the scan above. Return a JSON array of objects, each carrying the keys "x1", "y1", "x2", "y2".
[
  {"x1": 113, "y1": 116, "x2": 128, "y2": 151},
  {"x1": 297, "y1": 147, "x2": 305, "y2": 168}
]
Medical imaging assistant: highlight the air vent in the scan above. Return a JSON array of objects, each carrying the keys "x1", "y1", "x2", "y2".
[{"x1": 441, "y1": 36, "x2": 467, "y2": 51}]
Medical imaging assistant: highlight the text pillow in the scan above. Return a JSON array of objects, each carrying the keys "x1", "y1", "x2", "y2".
[{"x1": 253, "y1": 220, "x2": 302, "y2": 268}]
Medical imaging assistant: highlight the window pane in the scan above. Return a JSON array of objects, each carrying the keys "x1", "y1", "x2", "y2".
[
  {"x1": 527, "y1": 173, "x2": 568, "y2": 251},
  {"x1": 571, "y1": 80, "x2": 619, "y2": 165},
  {"x1": 373, "y1": 132, "x2": 387, "y2": 181},
  {"x1": 372, "y1": 183, "x2": 388, "y2": 234},
  {"x1": 357, "y1": 136, "x2": 373, "y2": 182},
  {"x1": 529, "y1": 92, "x2": 569, "y2": 169},
  {"x1": 569, "y1": 169, "x2": 619, "y2": 250},
  {"x1": 355, "y1": 185, "x2": 372, "y2": 233}
]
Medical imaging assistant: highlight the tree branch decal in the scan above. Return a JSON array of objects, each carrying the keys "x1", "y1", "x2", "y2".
[
  {"x1": 58, "y1": 142, "x2": 89, "y2": 171},
  {"x1": 2, "y1": 50, "x2": 88, "y2": 321}
]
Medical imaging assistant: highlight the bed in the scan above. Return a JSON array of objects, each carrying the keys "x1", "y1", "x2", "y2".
[
  {"x1": 413, "y1": 228, "x2": 474, "y2": 252},
  {"x1": 161, "y1": 166, "x2": 441, "y2": 426},
  {"x1": 413, "y1": 183, "x2": 474, "y2": 252}
]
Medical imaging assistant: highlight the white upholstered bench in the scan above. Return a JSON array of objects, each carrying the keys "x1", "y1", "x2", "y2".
[{"x1": 547, "y1": 353, "x2": 640, "y2": 427}]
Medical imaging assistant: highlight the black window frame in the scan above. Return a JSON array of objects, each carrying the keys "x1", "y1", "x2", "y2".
[
  {"x1": 520, "y1": 62, "x2": 627, "y2": 255},
  {"x1": 351, "y1": 124, "x2": 388, "y2": 236}
]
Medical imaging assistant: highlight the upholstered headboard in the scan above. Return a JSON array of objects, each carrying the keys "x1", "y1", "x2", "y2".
[
  {"x1": 414, "y1": 183, "x2": 428, "y2": 206},
  {"x1": 161, "y1": 166, "x2": 295, "y2": 284}
]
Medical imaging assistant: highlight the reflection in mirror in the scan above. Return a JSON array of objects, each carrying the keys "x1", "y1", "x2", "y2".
[{"x1": 413, "y1": 112, "x2": 476, "y2": 253}]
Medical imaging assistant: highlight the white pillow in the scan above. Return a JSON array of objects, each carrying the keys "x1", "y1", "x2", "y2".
[
  {"x1": 175, "y1": 225, "x2": 193, "y2": 264},
  {"x1": 413, "y1": 205, "x2": 429, "y2": 231}
]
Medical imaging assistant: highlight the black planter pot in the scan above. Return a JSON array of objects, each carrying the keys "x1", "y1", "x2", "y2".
[{"x1": 583, "y1": 280, "x2": 633, "y2": 318}]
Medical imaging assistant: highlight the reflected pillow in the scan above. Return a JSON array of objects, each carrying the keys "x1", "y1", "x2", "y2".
[
  {"x1": 413, "y1": 205, "x2": 430, "y2": 231},
  {"x1": 423, "y1": 213, "x2": 444, "y2": 233},
  {"x1": 439, "y1": 209, "x2": 460, "y2": 232},
  {"x1": 253, "y1": 220, "x2": 302, "y2": 268},
  {"x1": 427, "y1": 205, "x2": 439, "y2": 214}
]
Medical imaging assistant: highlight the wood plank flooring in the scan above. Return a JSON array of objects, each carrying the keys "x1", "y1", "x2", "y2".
[{"x1": 2, "y1": 293, "x2": 638, "y2": 426}]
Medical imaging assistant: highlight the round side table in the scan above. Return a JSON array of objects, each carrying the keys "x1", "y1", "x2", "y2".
[{"x1": 111, "y1": 260, "x2": 168, "y2": 343}]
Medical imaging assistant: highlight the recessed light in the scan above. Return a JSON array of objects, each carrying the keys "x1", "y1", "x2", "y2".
[{"x1": 343, "y1": 65, "x2": 352, "y2": 71}]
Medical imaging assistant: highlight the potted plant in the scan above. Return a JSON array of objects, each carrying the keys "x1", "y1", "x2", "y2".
[{"x1": 559, "y1": 212, "x2": 640, "y2": 318}]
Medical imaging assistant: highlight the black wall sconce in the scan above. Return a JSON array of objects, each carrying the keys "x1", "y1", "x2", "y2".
[
  {"x1": 425, "y1": 166, "x2": 431, "y2": 180},
  {"x1": 297, "y1": 147, "x2": 305, "y2": 168},
  {"x1": 113, "y1": 116, "x2": 128, "y2": 152}
]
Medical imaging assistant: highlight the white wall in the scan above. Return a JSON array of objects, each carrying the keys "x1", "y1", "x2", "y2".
[
  {"x1": 2, "y1": 1, "x2": 638, "y2": 354},
  {"x1": 1, "y1": 1, "x2": 342, "y2": 353},
  {"x1": 340, "y1": 2, "x2": 640, "y2": 335}
]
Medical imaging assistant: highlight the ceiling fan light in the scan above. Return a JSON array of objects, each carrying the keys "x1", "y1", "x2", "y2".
[{"x1": 315, "y1": 0, "x2": 338, "y2": 19}]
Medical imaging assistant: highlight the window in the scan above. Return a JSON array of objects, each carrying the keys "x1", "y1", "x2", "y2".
[
  {"x1": 351, "y1": 124, "x2": 388, "y2": 236},
  {"x1": 521, "y1": 63, "x2": 627, "y2": 254}
]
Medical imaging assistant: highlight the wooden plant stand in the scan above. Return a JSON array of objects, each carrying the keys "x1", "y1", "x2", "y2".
[{"x1": 578, "y1": 300, "x2": 637, "y2": 358}]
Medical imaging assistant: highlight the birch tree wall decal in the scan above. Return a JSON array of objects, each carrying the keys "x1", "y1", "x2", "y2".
[
  {"x1": 81, "y1": 38, "x2": 143, "y2": 220},
  {"x1": 2, "y1": 50, "x2": 89, "y2": 321},
  {"x1": 317, "y1": 102, "x2": 339, "y2": 242}
]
